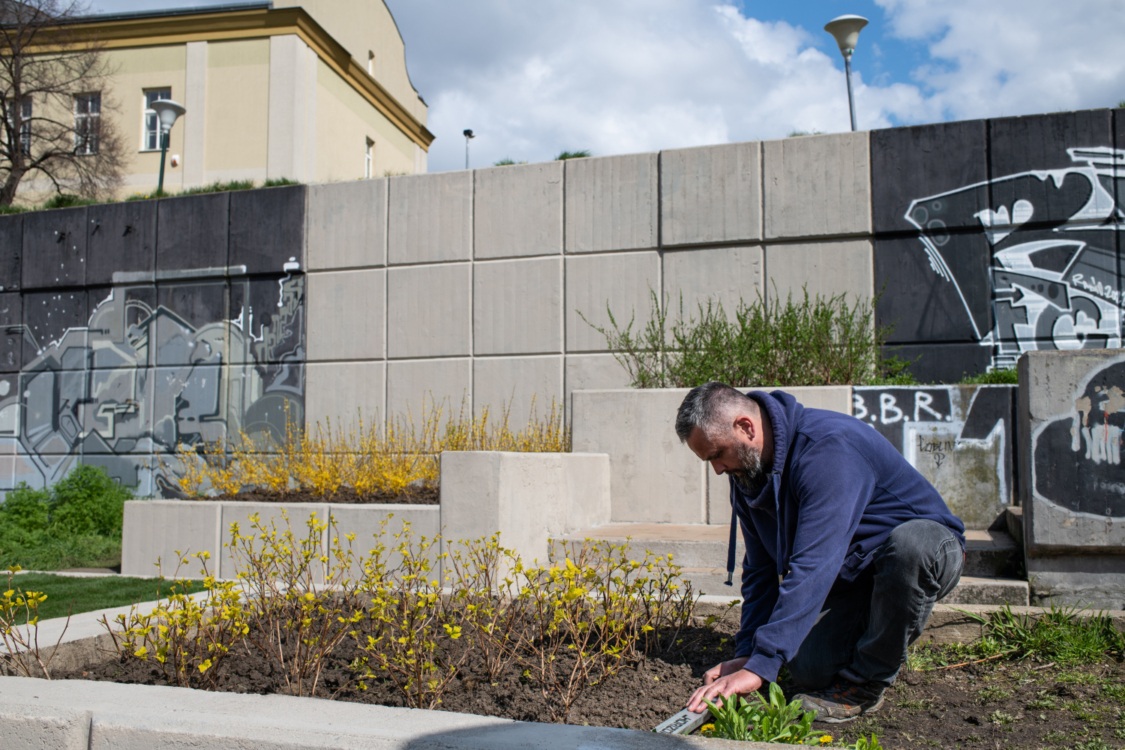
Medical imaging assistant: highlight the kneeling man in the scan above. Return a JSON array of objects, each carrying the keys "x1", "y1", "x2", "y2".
[{"x1": 680, "y1": 382, "x2": 964, "y2": 723}]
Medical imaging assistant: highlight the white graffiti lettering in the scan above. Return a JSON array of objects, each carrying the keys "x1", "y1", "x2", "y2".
[
  {"x1": 1082, "y1": 423, "x2": 1123, "y2": 465},
  {"x1": 1071, "y1": 274, "x2": 1122, "y2": 306},
  {"x1": 880, "y1": 393, "x2": 904, "y2": 424},
  {"x1": 914, "y1": 392, "x2": 944, "y2": 422},
  {"x1": 853, "y1": 394, "x2": 868, "y2": 421}
]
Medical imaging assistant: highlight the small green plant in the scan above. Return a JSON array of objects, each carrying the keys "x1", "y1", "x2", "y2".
[
  {"x1": 956, "y1": 603, "x2": 1125, "y2": 665},
  {"x1": 788, "y1": 130, "x2": 825, "y2": 137},
  {"x1": 556, "y1": 149, "x2": 591, "y2": 160},
  {"x1": 977, "y1": 685, "x2": 1013, "y2": 704},
  {"x1": 1027, "y1": 692, "x2": 1058, "y2": 710},
  {"x1": 850, "y1": 736, "x2": 883, "y2": 750},
  {"x1": 41, "y1": 193, "x2": 97, "y2": 209},
  {"x1": 988, "y1": 709, "x2": 1016, "y2": 725},
  {"x1": 0, "y1": 564, "x2": 73, "y2": 678},
  {"x1": 961, "y1": 367, "x2": 1018, "y2": 385},
  {"x1": 493, "y1": 157, "x2": 523, "y2": 166},
  {"x1": 1102, "y1": 683, "x2": 1125, "y2": 701},
  {"x1": 262, "y1": 177, "x2": 300, "y2": 188},
  {"x1": 703, "y1": 682, "x2": 824, "y2": 744}
]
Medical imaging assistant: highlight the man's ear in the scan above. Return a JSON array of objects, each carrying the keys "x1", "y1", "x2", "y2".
[{"x1": 732, "y1": 414, "x2": 755, "y2": 441}]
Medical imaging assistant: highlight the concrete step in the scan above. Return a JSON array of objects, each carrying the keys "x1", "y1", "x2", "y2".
[{"x1": 552, "y1": 524, "x2": 1025, "y2": 585}]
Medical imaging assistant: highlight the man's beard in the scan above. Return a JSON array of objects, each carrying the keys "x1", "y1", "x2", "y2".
[{"x1": 729, "y1": 442, "x2": 767, "y2": 497}]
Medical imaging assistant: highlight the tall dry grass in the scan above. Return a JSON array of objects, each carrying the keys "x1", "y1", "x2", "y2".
[{"x1": 170, "y1": 396, "x2": 570, "y2": 498}]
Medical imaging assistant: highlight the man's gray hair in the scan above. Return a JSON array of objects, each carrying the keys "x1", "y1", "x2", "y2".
[{"x1": 675, "y1": 381, "x2": 759, "y2": 443}]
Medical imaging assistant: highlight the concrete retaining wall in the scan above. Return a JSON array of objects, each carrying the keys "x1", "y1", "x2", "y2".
[
  {"x1": 122, "y1": 451, "x2": 609, "y2": 576},
  {"x1": 1018, "y1": 349, "x2": 1125, "y2": 609}
]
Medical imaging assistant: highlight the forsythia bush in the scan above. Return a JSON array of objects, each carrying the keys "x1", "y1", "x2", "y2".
[{"x1": 170, "y1": 397, "x2": 571, "y2": 499}]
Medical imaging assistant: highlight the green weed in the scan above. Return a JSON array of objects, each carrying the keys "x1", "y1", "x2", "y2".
[
  {"x1": 702, "y1": 682, "x2": 824, "y2": 744},
  {"x1": 977, "y1": 685, "x2": 1013, "y2": 704},
  {"x1": 555, "y1": 149, "x2": 591, "y2": 160},
  {"x1": 960, "y1": 367, "x2": 1018, "y2": 385},
  {"x1": 956, "y1": 603, "x2": 1125, "y2": 665},
  {"x1": 41, "y1": 193, "x2": 96, "y2": 209}
]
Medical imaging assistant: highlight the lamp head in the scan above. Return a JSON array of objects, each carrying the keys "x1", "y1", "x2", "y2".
[
  {"x1": 152, "y1": 99, "x2": 186, "y2": 132},
  {"x1": 463, "y1": 129, "x2": 475, "y2": 139},
  {"x1": 824, "y1": 15, "x2": 868, "y2": 57}
]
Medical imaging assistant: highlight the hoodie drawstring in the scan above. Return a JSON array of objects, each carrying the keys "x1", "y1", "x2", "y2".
[{"x1": 725, "y1": 507, "x2": 737, "y2": 586}]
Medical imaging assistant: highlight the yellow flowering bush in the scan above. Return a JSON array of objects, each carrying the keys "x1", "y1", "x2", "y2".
[
  {"x1": 0, "y1": 563, "x2": 67, "y2": 678},
  {"x1": 170, "y1": 396, "x2": 570, "y2": 499}
]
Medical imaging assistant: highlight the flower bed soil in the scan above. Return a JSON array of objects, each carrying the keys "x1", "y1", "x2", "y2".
[
  {"x1": 209, "y1": 487, "x2": 440, "y2": 505},
  {"x1": 62, "y1": 620, "x2": 1125, "y2": 748}
]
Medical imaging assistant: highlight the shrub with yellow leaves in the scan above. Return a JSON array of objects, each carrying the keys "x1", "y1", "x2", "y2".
[{"x1": 0, "y1": 562, "x2": 70, "y2": 678}]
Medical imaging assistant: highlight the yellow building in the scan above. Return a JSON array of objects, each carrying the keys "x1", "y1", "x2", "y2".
[{"x1": 17, "y1": 0, "x2": 432, "y2": 199}]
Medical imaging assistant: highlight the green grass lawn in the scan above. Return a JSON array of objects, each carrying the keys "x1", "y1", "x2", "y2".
[{"x1": 6, "y1": 573, "x2": 188, "y2": 623}]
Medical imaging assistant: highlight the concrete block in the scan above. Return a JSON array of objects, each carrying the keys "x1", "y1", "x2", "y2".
[
  {"x1": 0, "y1": 292, "x2": 21, "y2": 372},
  {"x1": 0, "y1": 704, "x2": 91, "y2": 750},
  {"x1": 473, "y1": 356, "x2": 563, "y2": 422},
  {"x1": 661, "y1": 141, "x2": 762, "y2": 246},
  {"x1": 305, "y1": 361, "x2": 385, "y2": 429},
  {"x1": 156, "y1": 192, "x2": 229, "y2": 274},
  {"x1": 121, "y1": 499, "x2": 221, "y2": 577},
  {"x1": 440, "y1": 451, "x2": 610, "y2": 564},
  {"x1": 708, "y1": 470, "x2": 732, "y2": 526},
  {"x1": 228, "y1": 273, "x2": 306, "y2": 365},
  {"x1": 1019, "y1": 350, "x2": 1125, "y2": 554},
  {"x1": 388, "y1": 171, "x2": 472, "y2": 264},
  {"x1": 564, "y1": 353, "x2": 632, "y2": 402},
  {"x1": 307, "y1": 178, "x2": 387, "y2": 270},
  {"x1": 572, "y1": 389, "x2": 706, "y2": 524},
  {"x1": 87, "y1": 285, "x2": 156, "y2": 370},
  {"x1": 663, "y1": 245, "x2": 762, "y2": 320},
  {"x1": 386, "y1": 358, "x2": 471, "y2": 418},
  {"x1": 474, "y1": 161, "x2": 563, "y2": 259},
  {"x1": 220, "y1": 501, "x2": 330, "y2": 579},
  {"x1": 780, "y1": 385, "x2": 852, "y2": 414},
  {"x1": 565, "y1": 153, "x2": 658, "y2": 253},
  {"x1": 328, "y1": 503, "x2": 440, "y2": 577},
  {"x1": 989, "y1": 110, "x2": 1113, "y2": 229},
  {"x1": 0, "y1": 213, "x2": 21, "y2": 291},
  {"x1": 229, "y1": 185, "x2": 308, "y2": 275},
  {"x1": 1028, "y1": 556, "x2": 1125, "y2": 610},
  {"x1": 871, "y1": 119, "x2": 988, "y2": 233},
  {"x1": 154, "y1": 280, "x2": 229, "y2": 366},
  {"x1": 22, "y1": 207, "x2": 87, "y2": 289},
  {"x1": 765, "y1": 239, "x2": 872, "y2": 303},
  {"x1": 474, "y1": 257, "x2": 562, "y2": 355},
  {"x1": 565, "y1": 252, "x2": 660, "y2": 352},
  {"x1": 763, "y1": 132, "x2": 871, "y2": 239},
  {"x1": 87, "y1": 201, "x2": 157, "y2": 287},
  {"x1": 23, "y1": 290, "x2": 88, "y2": 369},
  {"x1": 307, "y1": 269, "x2": 384, "y2": 361},
  {"x1": 387, "y1": 263, "x2": 470, "y2": 358}
]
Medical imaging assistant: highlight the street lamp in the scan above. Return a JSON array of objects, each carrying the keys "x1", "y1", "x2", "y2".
[
  {"x1": 463, "y1": 128, "x2": 475, "y2": 169},
  {"x1": 824, "y1": 15, "x2": 868, "y2": 132},
  {"x1": 152, "y1": 99, "x2": 186, "y2": 195}
]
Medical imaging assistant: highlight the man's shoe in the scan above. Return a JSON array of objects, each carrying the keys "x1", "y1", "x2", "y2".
[{"x1": 793, "y1": 680, "x2": 885, "y2": 723}]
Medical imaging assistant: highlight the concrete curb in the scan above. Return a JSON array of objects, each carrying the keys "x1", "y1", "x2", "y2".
[{"x1": 0, "y1": 677, "x2": 799, "y2": 750}]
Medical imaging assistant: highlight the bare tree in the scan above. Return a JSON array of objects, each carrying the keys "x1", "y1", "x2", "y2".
[{"x1": 0, "y1": 0, "x2": 123, "y2": 206}]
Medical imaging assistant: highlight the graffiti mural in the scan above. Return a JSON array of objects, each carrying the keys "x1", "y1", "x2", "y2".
[
  {"x1": 1031, "y1": 353, "x2": 1125, "y2": 518},
  {"x1": 0, "y1": 268, "x2": 305, "y2": 497},
  {"x1": 853, "y1": 385, "x2": 1015, "y2": 528},
  {"x1": 905, "y1": 146, "x2": 1123, "y2": 371}
]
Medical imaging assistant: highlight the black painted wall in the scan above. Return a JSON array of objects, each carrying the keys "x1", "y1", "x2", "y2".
[{"x1": 872, "y1": 108, "x2": 1124, "y2": 383}]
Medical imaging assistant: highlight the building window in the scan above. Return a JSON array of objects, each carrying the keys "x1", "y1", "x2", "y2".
[
  {"x1": 143, "y1": 88, "x2": 172, "y2": 151},
  {"x1": 74, "y1": 93, "x2": 100, "y2": 155},
  {"x1": 5, "y1": 97, "x2": 32, "y2": 156},
  {"x1": 365, "y1": 138, "x2": 374, "y2": 178}
]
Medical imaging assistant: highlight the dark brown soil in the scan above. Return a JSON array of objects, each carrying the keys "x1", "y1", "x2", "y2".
[
  {"x1": 211, "y1": 486, "x2": 439, "y2": 505},
  {"x1": 62, "y1": 623, "x2": 1125, "y2": 748}
]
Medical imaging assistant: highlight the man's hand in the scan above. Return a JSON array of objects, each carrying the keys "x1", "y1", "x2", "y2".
[{"x1": 687, "y1": 657, "x2": 763, "y2": 713}]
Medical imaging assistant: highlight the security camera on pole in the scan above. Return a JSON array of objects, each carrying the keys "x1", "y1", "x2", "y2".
[{"x1": 823, "y1": 15, "x2": 868, "y2": 132}]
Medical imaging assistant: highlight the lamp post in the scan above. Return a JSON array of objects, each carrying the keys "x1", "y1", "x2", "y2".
[
  {"x1": 152, "y1": 99, "x2": 186, "y2": 195},
  {"x1": 824, "y1": 15, "x2": 868, "y2": 132},
  {"x1": 463, "y1": 128, "x2": 475, "y2": 169}
]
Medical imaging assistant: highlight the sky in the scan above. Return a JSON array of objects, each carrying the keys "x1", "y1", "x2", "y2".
[{"x1": 92, "y1": 0, "x2": 1125, "y2": 173}]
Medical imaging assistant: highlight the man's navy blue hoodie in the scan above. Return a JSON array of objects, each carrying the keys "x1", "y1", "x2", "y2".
[{"x1": 729, "y1": 390, "x2": 965, "y2": 684}]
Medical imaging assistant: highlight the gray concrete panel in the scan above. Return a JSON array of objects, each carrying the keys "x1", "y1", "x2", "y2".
[
  {"x1": 305, "y1": 361, "x2": 385, "y2": 429},
  {"x1": 151, "y1": 364, "x2": 229, "y2": 450},
  {"x1": 1027, "y1": 556, "x2": 1125, "y2": 610},
  {"x1": 661, "y1": 142, "x2": 762, "y2": 246},
  {"x1": 572, "y1": 389, "x2": 706, "y2": 524},
  {"x1": 22, "y1": 207, "x2": 87, "y2": 289},
  {"x1": 563, "y1": 353, "x2": 631, "y2": 402},
  {"x1": 763, "y1": 132, "x2": 871, "y2": 240},
  {"x1": 0, "y1": 213, "x2": 21, "y2": 291},
  {"x1": 82, "y1": 366, "x2": 156, "y2": 455},
  {"x1": 386, "y1": 358, "x2": 471, "y2": 419},
  {"x1": 565, "y1": 153, "x2": 658, "y2": 253},
  {"x1": 156, "y1": 192, "x2": 229, "y2": 273},
  {"x1": 474, "y1": 257, "x2": 562, "y2": 355},
  {"x1": 388, "y1": 171, "x2": 472, "y2": 265},
  {"x1": 387, "y1": 263, "x2": 471, "y2": 358},
  {"x1": 23, "y1": 290, "x2": 88, "y2": 369},
  {"x1": 229, "y1": 185, "x2": 308, "y2": 275},
  {"x1": 307, "y1": 269, "x2": 384, "y2": 361},
  {"x1": 663, "y1": 245, "x2": 763, "y2": 320},
  {"x1": 154, "y1": 280, "x2": 229, "y2": 367},
  {"x1": 229, "y1": 273, "x2": 306, "y2": 365},
  {"x1": 328, "y1": 504, "x2": 440, "y2": 578},
  {"x1": 219, "y1": 501, "x2": 329, "y2": 579},
  {"x1": 888, "y1": 343, "x2": 994, "y2": 387},
  {"x1": 708, "y1": 470, "x2": 732, "y2": 526},
  {"x1": 87, "y1": 201, "x2": 156, "y2": 287},
  {"x1": 0, "y1": 292, "x2": 20, "y2": 372},
  {"x1": 565, "y1": 252, "x2": 660, "y2": 352},
  {"x1": 86, "y1": 285, "x2": 157, "y2": 370},
  {"x1": 307, "y1": 178, "x2": 387, "y2": 270},
  {"x1": 473, "y1": 355, "x2": 563, "y2": 424},
  {"x1": 765, "y1": 239, "x2": 873, "y2": 303},
  {"x1": 0, "y1": 702, "x2": 91, "y2": 749},
  {"x1": 1020, "y1": 350, "x2": 1125, "y2": 553},
  {"x1": 121, "y1": 499, "x2": 221, "y2": 576},
  {"x1": 474, "y1": 161, "x2": 563, "y2": 259}
]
